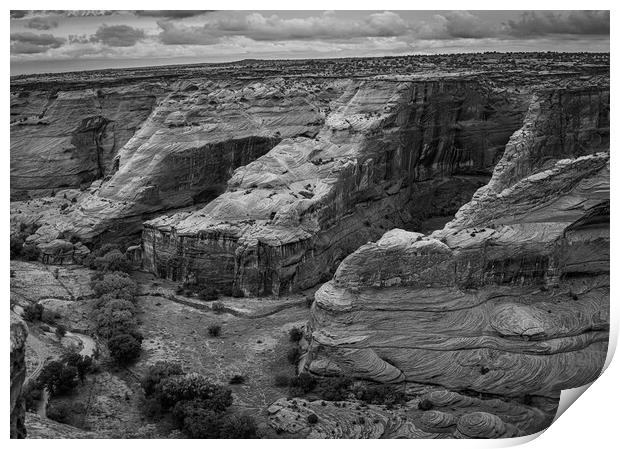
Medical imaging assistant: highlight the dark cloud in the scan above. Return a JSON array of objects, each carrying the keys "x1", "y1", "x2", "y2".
[
  {"x1": 506, "y1": 11, "x2": 610, "y2": 36},
  {"x1": 157, "y1": 11, "x2": 410, "y2": 45},
  {"x1": 25, "y1": 17, "x2": 59, "y2": 30},
  {"x1": 10, "y1": 10, "x2": 28, "y2": 19},
  {"x1": 92, "y1": 25, "x2": 145, "y2": 47},
  {"x1": 10, "y1": 32, "x2": 65, "y2": 54},
  {"x1": 134, "y1": 10, "x2": 210, "y2": 19}
]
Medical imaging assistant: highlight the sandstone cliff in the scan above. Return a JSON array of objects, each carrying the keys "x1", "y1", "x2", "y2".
[
  {"x1": 301, "y1": 87, "x2": 609, "y2": 400},
  {"x1": 10, "y1": 314, "x2": 28, "y2": 438}
]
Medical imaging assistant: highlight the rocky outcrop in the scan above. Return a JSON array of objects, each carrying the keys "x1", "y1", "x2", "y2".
[
  {"x1": 10, "y1": 314, "x2": 28, "y2": 438},
  {"x1": 268, "y1": 387, "x2": 557, "y2": 438},
  {"x1": 142, "y1": 78, "x2": 528, "y2": 295},
  {"x1": 301, "y1": 86, "x2": 609, "y2": 404},
  {"x1": 11, "y1": 84, "x2": 161, "y2": 198}
]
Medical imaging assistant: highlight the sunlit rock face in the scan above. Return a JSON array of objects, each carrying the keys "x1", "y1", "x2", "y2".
[
  {"x1": 10, "y1": 314, "x2": 28, "y2": 439},
  {"x1": 17, "y1": 78, "x2": 343, "y2": 245},
  {"x1": 142, "y1": 78, "x2": 528, "y2": 296},
  {"x1": 302, "y1": 87, "x2": 609, "y2": 398}
]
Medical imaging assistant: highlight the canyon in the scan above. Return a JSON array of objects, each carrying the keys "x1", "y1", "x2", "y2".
[{"x1": 10, "y1": 52, "x2": 610, "y2": 438}]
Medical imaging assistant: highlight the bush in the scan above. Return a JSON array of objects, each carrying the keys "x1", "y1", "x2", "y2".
[
  {"x1": 91, "y1": 272, "x2": 138, "y2": 300},
  {"x1": 289, "y1": 327, "x2": 303, "y2": 342},
  {"x1": 172, "y1": 400, "x2": 257, "y2": 439},
  {"x1": 61, "y1": 353, "x2": 93, "y2": 382},
  {"x1": 289, "y1": 372, "x2": 316, "y2": 394},
  {"x1": 229, "y1": 375, "x2": 245, "y2": 385},
  {"x1": 274, "y1": 373, "x2": 292, "y2": 387},
  {"x1": 55, "y1": 324, "x2": 67, "y2": 339},
  {"x1": 305, "y1": 296, "x2": 314, "y2": 308},
  {"x1": 208, "y1": 323, "x2": 222, "y2": 337},
  {"x1": 211, "y1": 301, "x2": 226, "y2": 314},
  {"x1": 286, "y1": 347, "x2": 300, "y2": 365},
  {"x1": 10, "y1": 235, "x2": 24, "y2": 259},
  {"x1": 307, "y1": 413, "x2": 319, "y2": 425},
  {"x1": 108, "y1": 333, "x2": 142, "y2": 365},
  {"x1": 46, "y1": 402, "x2": 86, "y2": 426},
  {"x1": 418, "y1": 398, "x2": 433, "y2": 411},
  {"x1": 94, "y1": 250, "x2": 132, "y2": 273},
  {"x1": 23, "y1": 383, "x2": 42, "y2": 412},
  {"x1": 23, "y1": 303, "x2": 43, "y2": 322},
  {"x1": 198, "y1": 287, "x2": 219, "y2": 301},
  {"x1": 315, "y1": 376, "x2": 353, "y2": 401},
  {"x1": 22, "y1": 244, "x2": 41, "y2": 261},
  {"x1": 95, "y1": 308, "x2": 139, "y2": 339},
  {"x1": 360, "y1": 384, "x2": 405, "y2": 406},
  {"x1": 160, "y1": 374, "x2": 233, "y2": 411},
  {"x1": 37, "y1": 361, "x2": 78, "y2": 396},
  {"x1": 141, "y1": 361, "x2": 184, "y2": 397}
]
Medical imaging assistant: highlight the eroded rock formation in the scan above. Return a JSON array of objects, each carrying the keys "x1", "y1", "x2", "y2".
[
  {"x1": 142, "y1": 78, "x2": 529, "y2": 295},
  {"x1": 10, "y1": 314, "x2": 28, "y2": 438},
  {"x1": 301, "y1": 86, "x2": 609, "y2": 401}
]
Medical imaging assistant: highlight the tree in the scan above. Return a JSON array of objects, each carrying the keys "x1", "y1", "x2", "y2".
[
  {"x1": 37, "y1": 361, "x2": 78, "y2": 396},
  {"x1": 91, "y1": 272, "x2": 138, "y2": 299},
  {"x1": 94, "y1": 249, "x2": 132, "y2": 273},
  {"x1": 61, "y1": 353, "x2": 93, "y2": 382},
  {"x1": 141, "y1": 361, "x2": 184, "y2": 397},
  {"x1": 160, "y1": 374, "x2": 233, "y2": 411},
  {"x1": 10, "y1": 235, "x2": 24, "y2": 259},
  {"x1": 289, "y1": 327, "x2": 303, "y2": 342},
  {"x1": 107, "y1": 333, "x2": 142, "y2": 365}
]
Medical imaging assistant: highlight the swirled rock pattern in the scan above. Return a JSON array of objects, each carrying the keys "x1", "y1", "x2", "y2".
[{"x1": 301, "y1": 84, "x2": 609, "y2": 432}]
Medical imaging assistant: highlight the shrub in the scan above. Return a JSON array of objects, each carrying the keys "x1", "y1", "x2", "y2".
[
  {"x1": 198, "y1": 287, "x2": 219, "y2": 301},
  {"x1": 360, "y1": 384, "x2": 405, "y2": 406},
  {"x1": 418, "y1": 398, "x2": 433, "y2": 411},
  {"x1": 23, "y1": 303, "x2": 43, "y2": 322},
  {"x1": 94, "y1": 250, "x2": 132, "y2": 273},
  {"x1": 108, "y1": 333, "x2": 142, "y2": 365},
  {"x1": 289, "y1": 372, "x2": 316, "y2": 394},
  {"x1": 61, "y1": 353, "x2": 93, "y2": 382},
  {"x1": 274, "y1": 373, "x2": 292, "y2": 387},
  {"x1": 305, "y1": 296, "x2": 314, "y2": 308},
  {"x1": 141, "y1": 361, "x2": 184, "y2": 397},
  {"x1": 23, "y1": 383, "x2": 42, "y2": 412},
  {"x1": 211, "y1": 301, "x2": 226, "y2": 314},
  {"x1": 91, "y1": 272, "x2": 138, "y2": 299},
  {"x1": 10, "y1": 235, "x2": 24, "y2": 259},
  {"x1": 208, "y1": 323, "x2": 222, "y2": 337},
  {"x1": 160, "y1": 374, "x2": 233, "y2": 411},
  {"x1": 95, "y1": 308, "x2": 138, "y2": 339},
  {"x1": 142, "y1": 397, "x2": 164, "y2": 419},
  {"x1": 37, "y1": 361, "x2": 78, "y2": 396},
  {"x1": 55, "y1": 324, "x2": 67, "y2": 339},
  {"x1": 46, "y1": 403, "x2": 70, "y2": 424},
  {"x1": 286, "y1": 346, "x2": 300, "y2": 365},
  {"x1": 229, "y1": 375, "x2": 245, "y2": 385},
  {"x1": 22, "y1": 244, "x2": 41, "y2": 261},
  {"x1": 289, "y1": 327, "x2": 303, "y2": 342},
  {"x1": 315, "y1": 376, "x2": 352, "y2": 401},
  {"x1": 217, "y1": 414, "x2": 258, "y2": 438},
  {"x1": 307, "y1": 413, "x2": 319, "y2": 425}
]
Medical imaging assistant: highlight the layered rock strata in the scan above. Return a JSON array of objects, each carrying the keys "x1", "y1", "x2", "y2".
[
  {"x1": 301, "y1": 88, "x2": 609, "y2": 402},
  {"x1": 143, "y1": 78, "x2": 528, "y2": 295}
]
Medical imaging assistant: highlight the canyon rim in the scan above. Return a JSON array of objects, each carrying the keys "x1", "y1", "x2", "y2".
[{"x1": 9, "y1": 8, "x2": 611, "y2": 441}]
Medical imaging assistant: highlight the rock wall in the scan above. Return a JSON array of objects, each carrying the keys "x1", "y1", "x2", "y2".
[
  {"x1": 301, "y1": 87, "x2": 609, "y2": 398},
  {"x1": 10, "y1": 84, "x2": 162, "y2": 198},
  {"x1": 143, "y1": 79, "x2": 528, "y2": 295},
  {"x1": 10, "y1": 314, "x2": 28, "y2": 439}
]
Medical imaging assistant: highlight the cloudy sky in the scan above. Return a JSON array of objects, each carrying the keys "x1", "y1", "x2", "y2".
[{"x1": 10, "y1": 10, "x2": 610, "y2": 75}]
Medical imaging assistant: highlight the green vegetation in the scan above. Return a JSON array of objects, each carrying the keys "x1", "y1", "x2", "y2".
[
  {"x1": 289, "y1": 327, "x2": 303, "y2": 342},
  {"x1": 207, "y1": 323, "x2": 222, "y2": 337}
]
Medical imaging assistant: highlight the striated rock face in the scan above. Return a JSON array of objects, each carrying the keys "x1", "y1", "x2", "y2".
[
  {"x1": 17, "y1": 78, "x2": 344, "y2": 245},
  {"x1": 10, "y1": 314, "x2": 28, "y2": 439},
  {"x1": 301, "y1": 86, "x2": 609, "y2": 402},
  {"x1": 11, "y1": 84, "x2": 162, "y2": 198},
  {"x1": 142, "y1": 78, "x2": 528, "y2": 295}
]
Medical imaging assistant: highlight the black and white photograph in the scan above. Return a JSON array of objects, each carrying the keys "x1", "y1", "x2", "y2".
[{"x1": 8, "y1": 3, "x2": 613, "y2": 441}]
